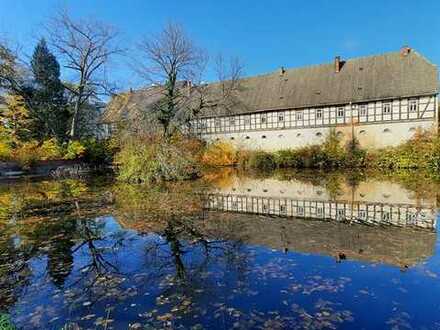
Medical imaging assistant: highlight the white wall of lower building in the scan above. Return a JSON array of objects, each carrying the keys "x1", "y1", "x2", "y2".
[{"x1": 202, "y1": 120, "x2": 436, "y2": 150}]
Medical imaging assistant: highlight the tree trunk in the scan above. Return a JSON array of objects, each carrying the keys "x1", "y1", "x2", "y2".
[{"x1": 70, "y1": 97, "x2": 81, "y2": 139}]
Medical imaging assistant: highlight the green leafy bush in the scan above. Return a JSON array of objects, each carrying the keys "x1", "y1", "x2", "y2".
[
  {"x1": 82, "y1": 138, "x2": 114, "y2": 164},
  {"x1": 115, "y1": 135, "x2": 201, "y2": 183},
  {"x1": 275, "y1": 149, "x2": 302, "y2": 168},
  {"x1": 63, "y1": 141, "x2": 86, "y2": 160},
  {"x1": 248, "y1": 151, "x2": 276, "y2": 170}
]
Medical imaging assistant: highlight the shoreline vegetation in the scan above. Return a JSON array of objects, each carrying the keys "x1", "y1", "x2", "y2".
[{"x1": 114, "y1": 128, "x2": 440, "y2": 184}]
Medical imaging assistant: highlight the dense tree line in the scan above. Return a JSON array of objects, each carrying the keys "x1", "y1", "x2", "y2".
[{"x1": 0, "y1": 10, "x2": 121, "y2": 145}]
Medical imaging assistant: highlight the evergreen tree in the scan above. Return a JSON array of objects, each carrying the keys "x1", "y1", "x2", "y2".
[{"x1": 30, "y1": 38, "x2": 70, "y2": 141}]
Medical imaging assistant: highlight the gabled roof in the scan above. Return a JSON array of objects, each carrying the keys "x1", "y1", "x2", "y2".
[
  {"x1": 101, "y1": 86, "x2": 163, "y2": 123},
  {"x1": 200, "y1": 49, "x2": 438, "y2": 117},
  {"x1": 103, "y1": 48, "x2": 438, "y2": 122}
]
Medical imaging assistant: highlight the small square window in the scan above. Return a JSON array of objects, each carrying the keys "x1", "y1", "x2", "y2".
[
  {"x1": 229, "y1": 118, "x2": 235, "y2": 126},
  {"x1": 359, "y1": 105, "x2": 367, "y2": 116},
  {"x1": 316, "y1": 109, "x2": 322, "y2": 119},
  {"x1": 337, "y1": 107, "x2": 345, "y2": 118},
  {"x1": 260, "y1": 114, "x2": 267, "y2": 123},
  {"x1": 244, "y1": 117, "x2": 251, "y2": 125},
  {"x1": 296, "y1": 111, "x2": 303, "y2": 120},
  {"x1": 382, "y1": 211, "x2": 391, "y2": 222},
  {"x1": 406, "y1": 212, "x2": 417, "y2": 224},
  {"x1": 383, "y1": 102, "x2": 392, "y2": 114},
  {"x1": 214, "y1": 119, "x2": 221, "y2": 127},
  {"x1": 278, "y1": 114, "x2": 284, "y2": 122},
  {"x1": 409, "y1": 99, "x2": 418, "y2": 112}
]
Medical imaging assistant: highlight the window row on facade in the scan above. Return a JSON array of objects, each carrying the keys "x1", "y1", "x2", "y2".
[{"x1": 193, "y1": 96, "x2": 434, "y2": 135}]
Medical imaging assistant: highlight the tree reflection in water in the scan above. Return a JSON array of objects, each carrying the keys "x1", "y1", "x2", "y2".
[{"x1": 0, "y1": 171, "x2": 439, "y2": 329}]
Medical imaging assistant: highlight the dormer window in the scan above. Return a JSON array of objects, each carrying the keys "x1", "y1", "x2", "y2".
[{"x1": 383, "y1": 102, "x2": 392, "y2": 114}]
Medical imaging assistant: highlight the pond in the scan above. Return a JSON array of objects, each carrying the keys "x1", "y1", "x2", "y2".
[{"x1": 1, "y1": 169, "x2": 440, "y2": 329}]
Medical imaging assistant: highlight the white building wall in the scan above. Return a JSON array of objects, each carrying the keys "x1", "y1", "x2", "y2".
[{"x1": 194, "y1": 95, "x2": 438, "y2": 150}]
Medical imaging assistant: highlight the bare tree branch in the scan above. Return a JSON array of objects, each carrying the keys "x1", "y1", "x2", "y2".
[
  {"x1": 134, "y1": 22, "x2": 207, "y2": 138},
  {"x1": 47, "y1": 9, "x2": 124, "y2": 139}
]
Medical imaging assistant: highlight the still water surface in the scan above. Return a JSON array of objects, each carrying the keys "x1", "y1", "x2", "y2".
[{"x1": 1, "y1": 170, "x2": 440, "y2": 329}]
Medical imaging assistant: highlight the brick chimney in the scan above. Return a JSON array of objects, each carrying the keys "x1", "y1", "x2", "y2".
[
  {"x1": 400, "y1": 45, "x2": 411, "y2": 56},
  {"x1": 335, "y1": 56, "x2": 341, "y2": 73},
  {"x1": 279, "y1": 66, "x2": 286, "y2": 76}
]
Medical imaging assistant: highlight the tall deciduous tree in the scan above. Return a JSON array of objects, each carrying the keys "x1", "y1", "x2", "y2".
[
  {"x1": 31, "y1": 38, "x2": 69, "y2": 141},
  {"x1": 136, "y1": 22, "x2": 207, "y2": 138},
  {"x1": 47, "y1": 10, "x2": 123, "y2": 139},
  {"x1": 0, "y1": 40, "x2": 33, "y2": 103},
  {"x1": 135, "y1": 24, "x2": 243, "y2": 138}
]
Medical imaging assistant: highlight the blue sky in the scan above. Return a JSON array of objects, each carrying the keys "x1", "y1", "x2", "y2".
[{"x1": 1, "y1": 0, "x2": 439, "y2": 88}]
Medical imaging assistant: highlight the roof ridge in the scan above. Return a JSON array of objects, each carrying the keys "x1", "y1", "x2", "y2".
[{"x1": 235, "y1": 49, "x2": 434, "y2": 82}]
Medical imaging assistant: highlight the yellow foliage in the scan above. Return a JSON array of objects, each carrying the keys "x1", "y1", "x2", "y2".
[
  {"x1": 3, "y1": 94, "x2": 32, "y2": 142},
  {"x1": 13, "y1": 140, "x2": 41, "y2": 167},
  {"x1": 201, "y1": 141, "x2": 239, "y2": 166},
  {"x1": 63, "y1": 141, "x2": 86, "y2": 160},
  {"x1": 39, "y1": 138, "x2": 63, "y2": 160},
  {"x1": 0, "y1": 142, "x2": 12, "y2": 160}
]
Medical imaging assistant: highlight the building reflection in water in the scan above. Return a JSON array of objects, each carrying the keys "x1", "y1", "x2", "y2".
[
  {"x1": 201, "y1": 171, "x2": 438, "y2": 268},
  {"x1": 205, "y1": 173, "x2": 437, "y2": 230}
]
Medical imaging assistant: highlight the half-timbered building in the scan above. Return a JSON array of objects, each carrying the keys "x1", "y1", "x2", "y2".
[
  {"x1": 192, "y1": 47, "x2": 438, "y2": 149},
  {"x1": 104, "y1": 47, "x2": 438, "y2": 150}
]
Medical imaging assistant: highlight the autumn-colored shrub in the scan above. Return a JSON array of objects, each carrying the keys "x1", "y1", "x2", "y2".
[
  {"x1": 369, "y1": 129, "x2": 436, "y2": 170},
  {"x1": 13, "y1": 141, "x2": 41, "y2": 167},
  {"x1": 39, "y1": 138, "x2": 63, "y2": 160},
  {"x1": 0, "y1": 141, "x2": 12, "y2": 161},
  {"x1": 201, "y1": 141, "x2": 239, "y2": 166},
  {"x1": 63, "y1": 141, "x2": 86, "y2": 160},
  {"x1": 115, "y1": 134, "x2": 201, "y2": 183}
]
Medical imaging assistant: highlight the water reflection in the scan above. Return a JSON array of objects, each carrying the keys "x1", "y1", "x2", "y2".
[
  {"x1": 0, "y1": 171, "x2": 439, "y2": 329},
  {"x1": 205, "y1": 170, "x2": 437, "y2": 229}
]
